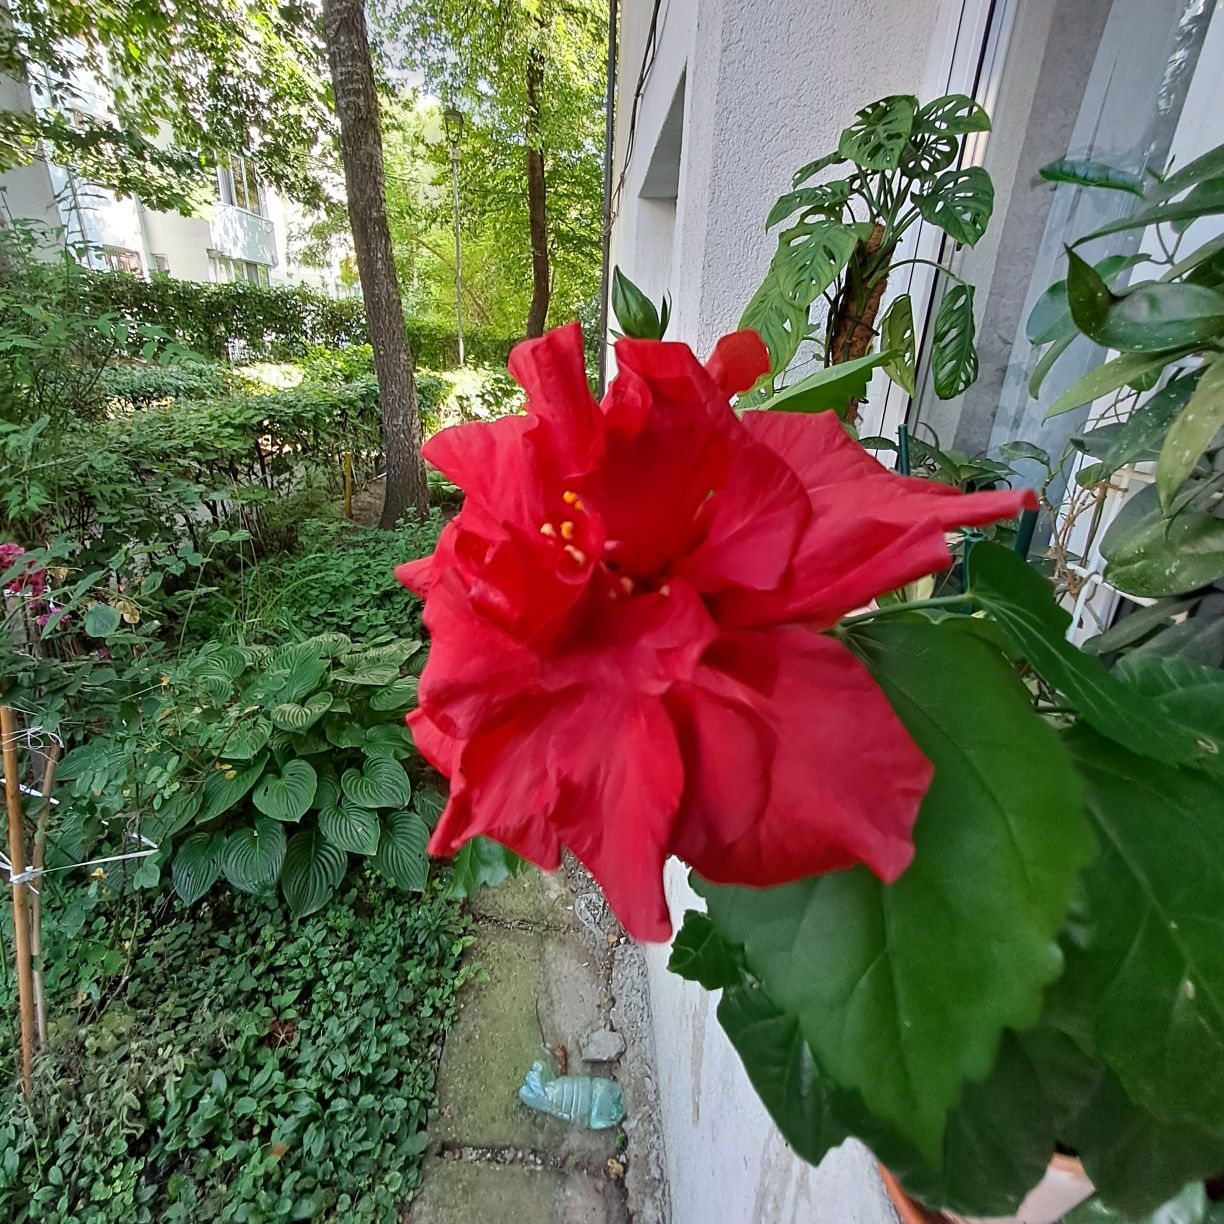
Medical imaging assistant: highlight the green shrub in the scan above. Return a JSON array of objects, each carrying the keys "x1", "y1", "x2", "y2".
[
  {"x1": 0, "y1": 876, "x2": 472, "y2": 1222},
  {"x1": 55, "y1": 631, "x2": 442, "y2": 913},
  {"x1": 96, "y1": 361, "x2": 237, "y2": 409}
]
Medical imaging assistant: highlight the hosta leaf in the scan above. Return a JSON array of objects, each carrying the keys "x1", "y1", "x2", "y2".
[
  {"x1": 374, "y1": 810, "x2": 429, "y2": 891},
  {"x1": 668, "y1": 911, "x2": 742, "y2": 990},
  {"x1": 912, "y1": 93, "x2": 991, "y2": 138},
  {"x1": 369, "y1": 676, "x2": 420, "y2": 711},
  {"x1": 342, "y1": 757, "x2": 411, "y2": 809},
  {"x1": 702, "y1": 619, "x2": 1093, "y2": 1162},
  {"x1": 198, "y1": 754, "x2": 268, "y2": 823},
  {"x1": 270, "y1": 691, "x2": 332, "y2": 732},
  {"x1": 219, "y1": 718, "x2": 271, "y2": 761},
  {"x1": 1067, "y1": 250, "x2": 1224, "y2": 353},
  {"x1": 331, "y1": 661, "x2": 401, "y2": 686},
  {"x1": 967, "y1": 542, "x2": 1219, "y2": 770},
  {"x1": 362, "y1": 722, "x2": 414, "y2": 759},
  {"x1": 914, "y1": 167, "x2": 994, "y2": 246},
  {"x1": 318, "y1": 796, "x2": 380, "y2": 856},
  {"x1": 172, "y1": 832, "x2": 224, "y2": 906},
  {"x1": 310, "y1": 631, "x2": 352, "y2": 655},
  {"x1": 1039, "y1": 157, "x2": 1147, "y2": 196},
  {"x1": 412, "y1": 786, "x2": 446, "y2": 827},
  {"x1": 222, "y1": 816, "x2": 286, "y2": 893},
  {"x1": 765, "y1": 182, "x2": 851, "y2": 229},
  {"x1": 931, "y1": 283, "x2": 978, "y2": 398},
  {"x1": 311, "y1": 767, "x2": 340, "y2": 811},
  {"x1": 252, "y1": 759, "x2": 317, "y2": 822},
  {"x1": 1059, "y1": 729, "x2": 1224, "y2": 1138},
  {"x1": 280, "y1": 827, "x2": 347, "y2": 919},
  {"x1": 1158, "y1": 357, "x2": 1224, "y2": 507},
  {"x1": 341, "y1": 639, "x2": 421, "y2": 669},
  {"x1": 1101, "y1": 484, "x2": 1224, "y2": 596},
  {"x1": 773, "y1": 220, "x2": 868, "y2": 309},
  {"x1": 838, "y1": 95, "x2": 917, "y2": 170},
  {"x1": 879, "y1": 294, "x2": 916, "y2": 395},
  {"x1": 324, "y1": 717, "x2": 366, "y2": 749},
  {"x1": 738, "y1": 277, "x2": 806, "y2": 380},
  {"x1": 447, "y1": 834, "x2": 524, "y2": 898}
]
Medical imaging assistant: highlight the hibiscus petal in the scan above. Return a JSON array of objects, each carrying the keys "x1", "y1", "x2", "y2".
[
  {"x1": 719, "y1": 410, "x2": 1037, "y2": 627},
  {"x1": 395, "y1": 555, "x2": 433, "y2": 598},
  {"x1": 704, "y1": 329, "x2": 770, "y2": 397},
  {"x1": 406, "y1": 708, "x2": 461, "y2": 775},
  {"x1": 670, "y1": 628, "x2": 931, "y2": 886},
  {"x1": 508, "y1": 322, "x2": 601, "y2": 458}
]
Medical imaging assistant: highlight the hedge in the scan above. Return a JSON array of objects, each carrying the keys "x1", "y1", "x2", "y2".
[{"x1": 79, "y1": 271, "x2": 523, "y2": 368}]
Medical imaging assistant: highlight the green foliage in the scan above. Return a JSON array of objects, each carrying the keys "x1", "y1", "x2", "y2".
[
  {"x1": 733, "y1": 92, "x2": 993, "y2": 407},
  {"x1": 0, "y1": 877, "x2": 473, "y2": 1221},
  {"x1": 611, "y1": 267, "x2": 670, "y2": 339},
  {"x1": 55, "y1": 632, "x2": 438, "y2": 912},
  {"x1": 96, "y1": 361, "x2": 238, "y2": 409}
]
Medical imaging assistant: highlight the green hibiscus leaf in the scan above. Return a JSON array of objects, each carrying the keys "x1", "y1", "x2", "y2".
[
  {"x1": 252, "y1": 759, "x2": 317, "y2": 822},
  {"x1": 280, "y1": 828, "x2": 347, "y2": 919},
  {"x1": 223, "y1": 816, "x2": 287, "y2": 893},
  {"x1": 668, "y1": 911, "x2": 743, "y2": 991},
  {"x1": 374, "y1": 810, "x2": 429, "y2": 892},
  {"x1": 702, "y1": 619, "x2": 1094, "y2": 1162},
  {"x1": 172, "y1": 832, "x2": 224, "y2": 906},
  {"x1": 447, "y1": 835, "x2": 524, "y2": 898},
  {"x1": 342, "y1": 757, "x2": 411, "y2": 809},
  {"x1": 1057, "y1": 729, "x2": 1224, "y2": 1141}
]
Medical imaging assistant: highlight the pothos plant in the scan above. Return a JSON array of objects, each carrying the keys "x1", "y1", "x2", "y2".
[{"x1": 56, "y1": 632, "x2": 443, "y2": 917}]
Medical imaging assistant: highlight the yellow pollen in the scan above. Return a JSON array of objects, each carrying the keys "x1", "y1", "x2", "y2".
[
  {"x1": 562, "y1": 490, "x2": 579, "y2": 505},
  {"x1": 560, "y1": 521, "x2": 576, "y2": 540},
  {"x1": 539, "y1": 522, "x2": 557, "y2": 538},
  {"x1": 564, "y1": 545, "x2": 588, "y2": 565},
  {"x1": 619, "y1": 576, "x2": 634, "y2": 595},
  {"x1": 659, "y1": 583, "x2": 672, "y2": 596}
]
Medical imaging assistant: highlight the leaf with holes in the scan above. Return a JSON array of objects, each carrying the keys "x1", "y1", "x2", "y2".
[
  {"x1": 1039, "y1": 158, "x2": 1147, "y2": 196},
  {"x1": 198, "y1": 754, "x2": 268, "y2": 823},
  {"x1": 270, "y1": 691, "x2": 332, "y2": 732},
  {"x1": 252, "y1": 759, "x2": 317, "y2": 822},
  {"x1": 318, "y1": 796, "x2": 380, "y2": 855},
  {"x1": 1058, "y1": 729, "x2": 1224, "y2": 1140},
  {"x1": 913, "y1": 93, "x2": 991, "y2": 138},
  {"x1": 792, "y1": 150, "x2": 845, "y2": 187},
  {"x1": 773, "y1": 220, "x2": 869, "y2": 309},
  {"x1": 879, "y1": 294, "x2": 916, "y2": 395},
  {"x1": 342, "y1": 757, "x2": 411, "y2": 809},
  {"x1": 369, "y1": 676, "x2": 420, "y2": 711},
  {"x1": 899, "y1": 131, "x2": 957, "y2": 178},
  {"x1": 931, "y1": 283, "x2": 978, "y2": 398},
  {"x1": 915, "y1": 168, "x2": 994, "y2": 247},
  {"x1": 739, "y1": 276, "x2": 807, "y2": 380},
  {"x1": 837, "y1": 95, "x2": 917, "y2": 170},
  {"x1": 1158, "y1": 357, "x2": 1224, "y2": 507},
  {"x1": 766, "y1": 181, "x2": 852, "y2": 229},
  {"x1": 223, "y1": 816, "x2": 286, "y2": 893},
  {"x1": 280, "y1": 827, "x2": 348, "y2": 919},
  {"x1": 702, "y1": 619, "x2": 1093, "y2": 1162},
  {"x1": 172, "y1": 832, "x2": 224, "y2": 906},
  {"x1": 374, "y1": 810, "x2": 429, "y2": 891}
]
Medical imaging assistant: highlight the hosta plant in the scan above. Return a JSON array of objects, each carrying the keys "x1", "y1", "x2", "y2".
[
  {"x1": 56, "y1": 633, "x2": 442, "y2": 917},
  {"x1": 399, "y1": 320, "x2": 1224, "y2": 1220}
]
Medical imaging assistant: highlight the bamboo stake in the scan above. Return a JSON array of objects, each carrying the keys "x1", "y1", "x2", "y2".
[
  {"x1": 30, "y1": 742, "x2": 59, "y2": 1050},
  {"x1": 1, "y1": 704, "x2": 35, "y2": 1096}
]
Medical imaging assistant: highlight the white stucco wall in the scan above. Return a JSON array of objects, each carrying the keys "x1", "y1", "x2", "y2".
[{"x1": 609, "y1": 2, "x2": 986, "y2": 1221}]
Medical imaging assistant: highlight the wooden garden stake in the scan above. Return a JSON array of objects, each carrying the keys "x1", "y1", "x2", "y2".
[{"x1": 1, "y1": 704, "x2": 36, "y2": 1096}]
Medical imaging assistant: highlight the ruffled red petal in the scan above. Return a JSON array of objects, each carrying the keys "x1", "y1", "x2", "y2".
[{"x1": 704, "y1": 329, "x2": 770, "y2": 397}]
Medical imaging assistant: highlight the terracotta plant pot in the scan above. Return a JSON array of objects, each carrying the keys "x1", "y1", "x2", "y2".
[{"x1": 879, "y1": 1156, "x2": 1094, "y2": 1224}]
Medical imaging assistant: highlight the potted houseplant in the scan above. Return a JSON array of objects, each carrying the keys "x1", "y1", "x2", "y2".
[{"x1": 396, "y1": 98, "x2": 1224, "y2": 1222}]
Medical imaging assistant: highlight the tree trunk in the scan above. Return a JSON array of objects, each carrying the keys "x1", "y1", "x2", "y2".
[
  {"x1": 321, "y1": 0, "x2": 428, "y2": 526},
  {"x1": 525, "y1": 46, "x2": 550, "y2": 337}
]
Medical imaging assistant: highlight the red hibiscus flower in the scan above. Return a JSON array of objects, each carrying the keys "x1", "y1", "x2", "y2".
[{"x1": 398, "y1": 324, "x2": 1035, "y2": 941}]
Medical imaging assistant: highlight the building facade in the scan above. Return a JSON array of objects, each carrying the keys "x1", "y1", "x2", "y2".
[
  {"x1": 0, "y1": 42, "x2": 351, "y2": 295},
  {"x1": 608, "y1": 1, "x2": 1224, "y2": 1220}
]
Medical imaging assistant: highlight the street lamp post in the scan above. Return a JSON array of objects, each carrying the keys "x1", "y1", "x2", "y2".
[{"x1": 443, "y1": 105, "x2": 465, "y2": 366}]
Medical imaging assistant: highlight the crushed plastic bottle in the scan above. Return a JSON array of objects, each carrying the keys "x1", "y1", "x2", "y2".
[{"x1": 518, "y1": 1059, "x2": 625, "y2": 1130}]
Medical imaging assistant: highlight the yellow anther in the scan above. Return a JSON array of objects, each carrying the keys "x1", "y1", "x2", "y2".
[
  {"x1": 564, "y1": 545, "x2": 588, "y2": 566},
  {"x1": 619, "y1": 576, "x2": 634, "y2": 595},
  {"x1": 562, "y1": 490, "x2": 579, "y2": 505},
  {"x1": 560, "y1": 521, "x2": 576, "y2": 540},
  {"x1": 539, "y1": 522, "x2": 557, "y2": 538}
]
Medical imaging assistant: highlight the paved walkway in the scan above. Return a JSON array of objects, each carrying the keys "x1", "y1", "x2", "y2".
[{"x1": 411, "y1": 863, "x2": 669, "y2": 1224}]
